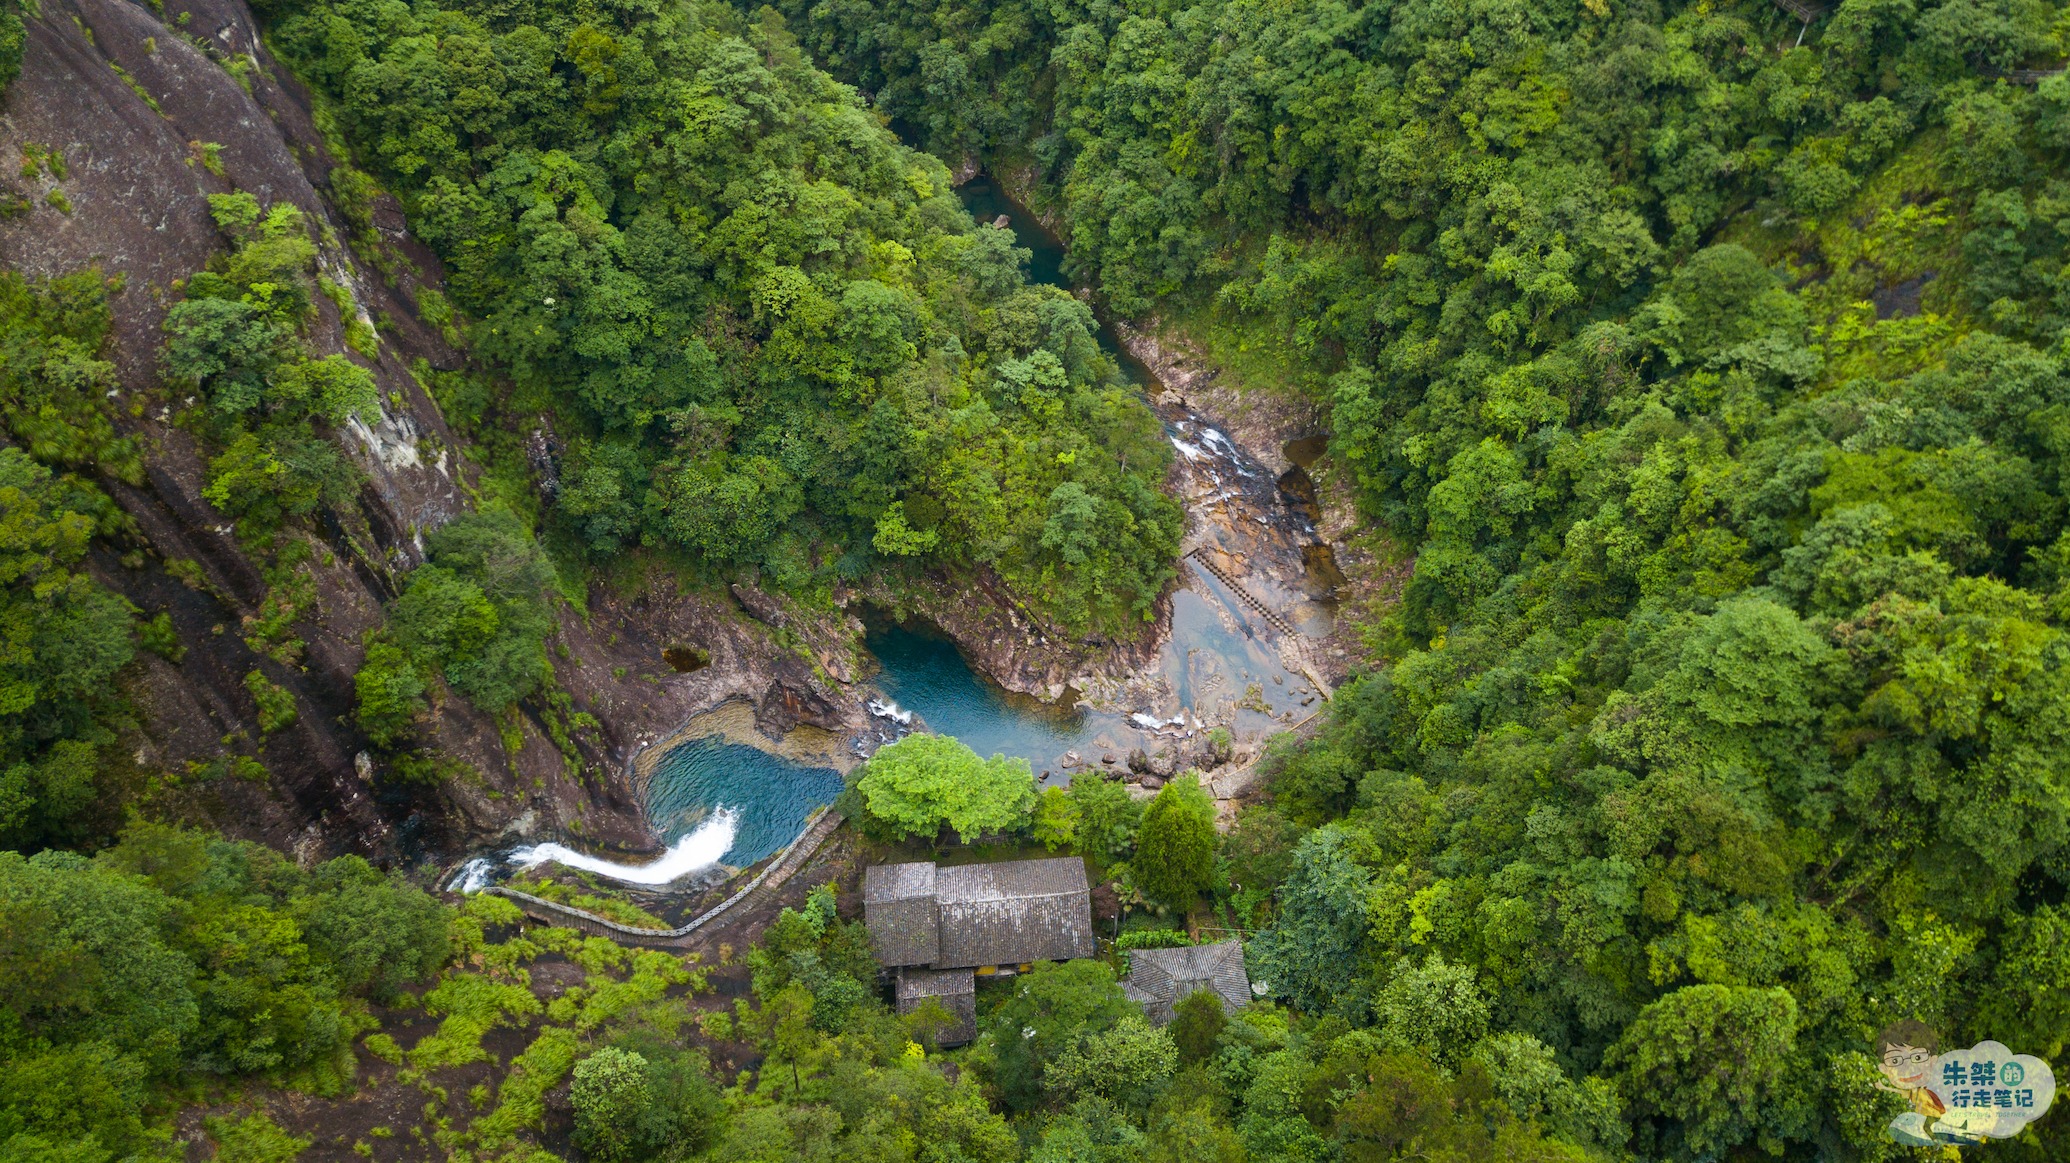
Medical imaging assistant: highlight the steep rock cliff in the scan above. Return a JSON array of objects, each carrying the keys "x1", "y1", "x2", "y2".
[{"x1": 1, "y1": 0, "x2": 865, "y2": 864}]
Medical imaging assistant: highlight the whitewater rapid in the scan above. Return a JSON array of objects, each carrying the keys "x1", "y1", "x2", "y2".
[{"x1": 488, "y1": 807, "x2": 743, "y2": 888}]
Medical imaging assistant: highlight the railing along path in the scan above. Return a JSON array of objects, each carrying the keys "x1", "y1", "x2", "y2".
[{"x1": 486, "y1": 808, "x2": 844, "y2": 948}]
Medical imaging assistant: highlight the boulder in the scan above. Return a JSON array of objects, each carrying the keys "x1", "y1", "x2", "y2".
[
  {"x1": 730, "y1": 582, "x2": 790, "y2": 629},
  {"x1": 755, "y1": 655, "x2": 844, "y2": 737}
]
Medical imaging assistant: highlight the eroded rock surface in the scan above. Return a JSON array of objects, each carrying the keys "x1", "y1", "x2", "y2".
[{"x1": 0, "y1": 0, "x2": 866, "y2": 863}]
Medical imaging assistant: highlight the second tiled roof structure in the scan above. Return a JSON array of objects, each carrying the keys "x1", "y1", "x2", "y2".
[
  {"x1": 895, "y1": 966, "x2": 978, "y2": 1046},
  {"x1": 1121, "y1": 940, "x2": 1253, "y2": 1025},
  {"x1": 863, "y1": 856, "x2": 1097, "y2": 969}
]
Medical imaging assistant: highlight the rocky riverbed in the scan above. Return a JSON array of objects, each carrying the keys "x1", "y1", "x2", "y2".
[
  {"x1": 652, "y1": 183, "x2": 1371, "y2": 790},
  {"x1": 484, "y1": 172, "x2": 1379, "y2": 884}
]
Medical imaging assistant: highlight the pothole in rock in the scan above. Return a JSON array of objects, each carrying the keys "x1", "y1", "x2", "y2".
[
  {"x1": 1284, "y1": 433, "x2": 1328, "y2": 469},
  {"x1": 662, "y1": 644, "x2": 712, "y2": 673}
]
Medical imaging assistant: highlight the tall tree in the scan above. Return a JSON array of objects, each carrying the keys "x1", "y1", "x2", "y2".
[{"x1": 1132, "y1": 773, "x2": 1217, "y2": 910}]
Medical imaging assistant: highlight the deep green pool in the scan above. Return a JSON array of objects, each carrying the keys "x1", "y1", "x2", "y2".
[{"x1": 498, "y1": 175, "x2": 1317, "y2": 888}]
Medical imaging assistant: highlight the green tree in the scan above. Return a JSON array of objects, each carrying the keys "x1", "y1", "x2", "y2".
[
  {"x1": 1031, "y1": 785, "x2": 1080, "y2": 851},
  {"x1": 270, "y1": 355, "x2": 380, "y2": 426},
  {"x1": 1471, "y1": 1033, "x2": 1627, "y2": 1152},
  {"x1": 294, "y1": 855, "x2": 451, "y2": 1000},
  {"x1": 1133, "y1": 773, "x2": 1216, "y2": 910},
  {"x1": 854, "y1": 734, "x2": 1035, "y2": 843},
  {"x1": 384, "y1": 509, "x2": 556, "y2": 714},
  {"x1": 1168, "y1": 989, "x2": 1227, "y2": 1066},
  {"x1": 747, "y1": 885, "x2": 878, "y2": 1035},
  {"x1": 1066, "y1": 772, "x2": 1142, "y2": 863},
  {"x1": 1249, "y1": 825, "x2": 1372, "y2": 1020},
  {"x1": 1606, "y1": 985, "x2": 1804, "y2": 1161},
  {"x1": 1146, "y1": 1100, "x2": 1246, "y2": 1163},
  {"x1": 0, "y1": 0, "x2": 23, "y2": 99},
  {"x1": 1220, "y1": 805, "x2": 1301, "y2": 924},
  {"x1": 1371, "y1": 955, "x2": 1488, "y2": 1067},
  {"x1": 571, "y1": 1047, "x2": 651, "y2": 1163},
  {"x1": 979, "y1": 959, "x2": 1136, "y2": 1113},
  {"x1": 872, "y1": 501, "x2": 938, "y2": 557},
  {"x1": 1047, "y1": 1014, "x2": 1177, "y2": 1113},
  {"x1": 599, "y1": 1030, "x2": 727, "y2": 1160},
  {"x1": 761, "y1": 984, "x2": 819, "y2": 1093},
  {"x1": 352, "y1": 639, "x2": 426, "y2": 747},
  {"x1": 1332, "y1": 1050, "x2": 1598, "y2": 1163},
  {"x1": 0, "y1": 271, "x2": 141, "y2": 481}
]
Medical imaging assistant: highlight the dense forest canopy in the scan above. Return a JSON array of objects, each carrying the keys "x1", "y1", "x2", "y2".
[
  {"x1": 259, "y1": 0, "x2": 1183, "y2": 634},
  {"x1": 9, "y1": 0, "x2": 2070, "y2": 1157},
  {"x1": 742, "y1": 0, "x2": 2070, "y2": 1156}
]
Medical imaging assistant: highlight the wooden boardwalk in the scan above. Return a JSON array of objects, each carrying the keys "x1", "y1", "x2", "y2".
[{"x1": 486, "y1": 808, "x2": 844, "y2": 948}]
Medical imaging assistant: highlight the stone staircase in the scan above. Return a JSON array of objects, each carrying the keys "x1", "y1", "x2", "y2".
[{"x1": 1185, "y1": 548, "x2": 1298, "y2": 636}]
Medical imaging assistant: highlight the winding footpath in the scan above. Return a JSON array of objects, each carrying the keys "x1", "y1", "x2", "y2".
[{"x1": 486, "y1": 808, "x2": 845, "y2": 948}]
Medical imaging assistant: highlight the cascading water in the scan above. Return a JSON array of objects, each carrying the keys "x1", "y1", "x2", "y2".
[
  {"x1": 468, "y1": 738, "x2": 840, "y2": 892},
  {"x1": 506, "y1": 808, "x2": 741, "y2": 887},
  {"x1": 464, "y1": 174, "x2": 1335, "y2": 893}
]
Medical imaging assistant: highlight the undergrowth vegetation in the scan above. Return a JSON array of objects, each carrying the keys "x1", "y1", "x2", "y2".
[{"x1": 0, "y1": 825, "x2": 448, "y2": 1157}]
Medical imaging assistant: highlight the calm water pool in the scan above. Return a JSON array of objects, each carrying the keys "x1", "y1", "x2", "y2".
[
  {"x1": 644, "y1": 735, "x2": 845, "y2": 865},
  {"x1": 487, "y1": 175, "x2": 1319, "y2": 890},
  {"x1": 866, "y1": 620, "x2": 1103, "y2": 775}
]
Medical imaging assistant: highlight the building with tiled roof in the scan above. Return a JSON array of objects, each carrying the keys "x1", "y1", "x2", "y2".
[
  {"x1": 1120, "y1": 940, "x2": 1252, "y2": 1025},
  {"x1": 863, "y1": 856, "x2": 1097, "y2": 1045}
]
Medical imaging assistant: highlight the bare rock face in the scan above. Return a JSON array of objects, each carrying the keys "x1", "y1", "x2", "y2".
[
  {"x1": 0, "y1": 0, "x2": 875, "y2": 865},
  {"x1": 731, "y1": 582, "x2": 791, "y2": 630},
  {"x1": 0, "y1": 0, "x2": 474, "y2": 859},
  {"x1": 1112, "y1": 319, "x2": 1324, "y2": 482},
  {"x1": 754, "y1": 656, "x2": 849, "y2": 739},
  {"x1": 552, "y1": 576, "x2": 865, "y2": 778},
  {"x1": 864, "y1": 567, "x2": 1165, "y2": 701}
]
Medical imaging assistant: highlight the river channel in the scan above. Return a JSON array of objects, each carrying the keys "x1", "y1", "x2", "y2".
[{"x1": 472, "y1": 176, "x2": 1337, "y2": 891}]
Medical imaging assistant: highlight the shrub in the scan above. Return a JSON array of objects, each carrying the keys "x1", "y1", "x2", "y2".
[{"x1": 570, "y1": 1046, "x2": 651, "y2": 1163}]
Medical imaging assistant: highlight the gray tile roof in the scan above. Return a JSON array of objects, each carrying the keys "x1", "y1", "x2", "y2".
[
  {"x1": 1121, "y1": 940, "x2": 1252, "y2": 1025},
  {"x1": 864, "y1": 861, "x2": 938, "y2": 902},
  {"x1": 895, "y1": 966, "x2": 977, "y2": 1046},
  {"x1": 864, "y1": 856, "x2": 1096, "y2": 969},
  {"x1": 863, "y1": 862, "x2": 941, "y2": 967}
]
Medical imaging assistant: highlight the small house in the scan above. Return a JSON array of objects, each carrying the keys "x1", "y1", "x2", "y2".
[
  {"x1": 893, "y1": 967, "x2": 978, "y2": 1048},
  {"x1": 1120, "y1": 940, "x2": 1252, "y2": 1025},
  {"x1": 864, "y1": 856, "x2": 1097, "y2": 1045}
]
